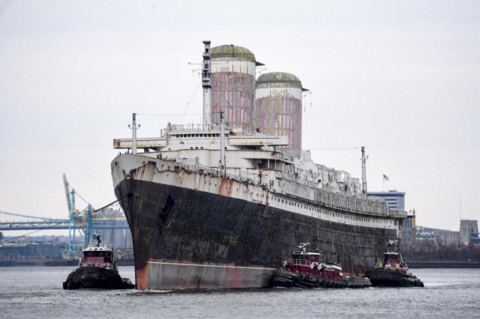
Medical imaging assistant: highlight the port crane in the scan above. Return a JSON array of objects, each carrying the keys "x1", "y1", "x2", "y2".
[
  {"x1": 1, "y1": 176, "x2": 130, "y2": 255},
  {"x1": 63, "y1": 173, "x2": 94, "y2": 258}
]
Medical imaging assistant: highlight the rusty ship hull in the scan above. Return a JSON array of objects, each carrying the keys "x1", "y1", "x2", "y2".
[{"x1": 112, "y1": 154, "x2": 401, "y2": 290}]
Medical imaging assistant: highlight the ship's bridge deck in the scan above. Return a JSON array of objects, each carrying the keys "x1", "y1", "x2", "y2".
[{"x1": 114, "y1": 123, "x2": 288, "y2": 151}]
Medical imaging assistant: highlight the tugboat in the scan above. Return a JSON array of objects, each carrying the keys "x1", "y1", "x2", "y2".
[
  {"x1": 270, "y1": 243, "x2": 371, "y2": 289},
  {"x1": 364, "y1": 239, "x2": 424, "y2": 287},
  {"x1": 63, "y1": 235, "x2": 134, "y2": 290}
]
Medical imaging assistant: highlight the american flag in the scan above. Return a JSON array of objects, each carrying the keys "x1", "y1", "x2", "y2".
[{"x1": 383, "y1": 175, "x2": 389, "y2": 181}]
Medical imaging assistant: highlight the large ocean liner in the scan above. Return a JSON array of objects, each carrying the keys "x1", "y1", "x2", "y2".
[{"x1": 111, "y1": 41, "x2": 407, "y2": 290}]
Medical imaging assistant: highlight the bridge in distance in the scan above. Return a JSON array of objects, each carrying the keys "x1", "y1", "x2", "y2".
[{"x1": 0, "y1": 211, "x2": 129, "y2": 231}]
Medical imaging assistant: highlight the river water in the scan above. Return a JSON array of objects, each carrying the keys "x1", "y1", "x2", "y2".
[{"x1": 0, "y1": 267, "x2": 479, "y2": 318}]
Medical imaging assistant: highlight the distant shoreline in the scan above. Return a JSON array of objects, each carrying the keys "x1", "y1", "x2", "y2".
[
  {"x1": 408, "y1": 261, "x2": 480, "y2": 268},
  {"x1": 0, "y1": 259, "x2": 135, "y2": 267}
]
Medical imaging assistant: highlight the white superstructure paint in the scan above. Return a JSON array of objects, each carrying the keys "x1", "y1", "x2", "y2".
[
  {"x1": 255, "y1": 87, "x2": 303, "y2": 101},
  {"x1": 212, "y1": 60, "x2": 256, "y2": 77}
]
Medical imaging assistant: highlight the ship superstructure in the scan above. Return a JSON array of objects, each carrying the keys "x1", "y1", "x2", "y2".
[{"x1": 111, "y1": 41, "x2": 407, "y2": 290}]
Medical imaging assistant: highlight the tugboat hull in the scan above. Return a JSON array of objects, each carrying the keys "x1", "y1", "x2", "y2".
[
  {"x1": 364, "y1": 269, "x2": 424, "y2": 287},
  {"x1": 271, "y1": 269, "x2": 371, "y2": 289},
  {"x1": 63, "y1": 267, "x2": 134, "y2": 290}
]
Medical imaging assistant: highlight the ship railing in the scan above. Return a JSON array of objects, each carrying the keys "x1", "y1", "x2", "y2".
[
  {"x1": 289, "y1": 258, "x2": 312, "y2": 267},
  {"x1": 179, "y1": 162, "x2": 260, "y2": 186},
  {"x1": 79, "y1": 262, "x2": 111, "y2": 268},
  {"x1": 164, "y1": 123, "x2": 258, "y2": 136},
  {"x1": 283, "y1": 180, "x2": 392, "y2": 216},
  {"x1": 281, "y1": 173, "x2": 396, "y2": 216},
  {"x1": 86, "y1": 242, "x2": 113, "y2": 250},
  {"x1": 165, "y1": 123, "x2": 223, "y2": 132},
  {"x1": 175, "y1": 160, "x2": 403, "y2": 218}
]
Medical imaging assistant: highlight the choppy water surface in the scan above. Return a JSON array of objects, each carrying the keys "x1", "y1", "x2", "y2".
[{"x1": 1, "y1": 267, "x2": 479, "y2": 318}]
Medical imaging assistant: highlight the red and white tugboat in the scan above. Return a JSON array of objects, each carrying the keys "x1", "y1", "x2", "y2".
[
  {"x1": 271, "y1": 243, "x2": 371, "y2": 289},
  {"x1": 63, "y1": 235, "x2": 134, "y2": 290},
  {"x1": 364, "y1": 239, "x2": 424, "y2": 287}
]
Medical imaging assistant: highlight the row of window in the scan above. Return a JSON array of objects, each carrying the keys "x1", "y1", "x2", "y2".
[
  {"x1": 174, "y1": 134, "x2": 219, "y2": 138},
  {"x1": 84, "y1": 251, "x2": 111, "y2": 257},
  {"x1": 272, "y1": 196, "x2": 393, "y2": 225}
]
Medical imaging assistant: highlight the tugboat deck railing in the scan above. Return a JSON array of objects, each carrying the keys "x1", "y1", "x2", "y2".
[{"x1": 288, "y1": 258, "x2": 314, "y2": 267}]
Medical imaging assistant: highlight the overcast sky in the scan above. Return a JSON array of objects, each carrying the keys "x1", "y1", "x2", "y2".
[{"x1": 0, "y1": 0, "x2": 479, "y2": 236}]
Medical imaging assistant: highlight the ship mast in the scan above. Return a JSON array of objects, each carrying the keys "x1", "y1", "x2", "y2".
[
  {"x1": 361, "y1": 146, "x2": 368, "y2": 194},
  {"x1": 202, "y1": 40, "x2": 225, "y2": 176},
  {"x1": 128, "y1": 113, "x2": 140, "y2": 155},
  {"x1": 220, "y1": 112, "x2": 226, "y2": 177},
  {"x1": 202, "y1": 40, "x2": 212, "y2": 128}
]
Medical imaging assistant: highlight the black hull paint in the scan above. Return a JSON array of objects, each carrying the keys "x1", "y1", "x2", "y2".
[
  {"x1": 364, "y1": 269, "x2": 424, "y2": 287},
  {"x1": 115, "y1": 178, "x2": 397, "y2": 286},
  {"x1": 271, "y1": 269, "x2": 371, "y2": 289},
  {"x1": 62, "y1": 267, "x2": 134, "y2": 290}
]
